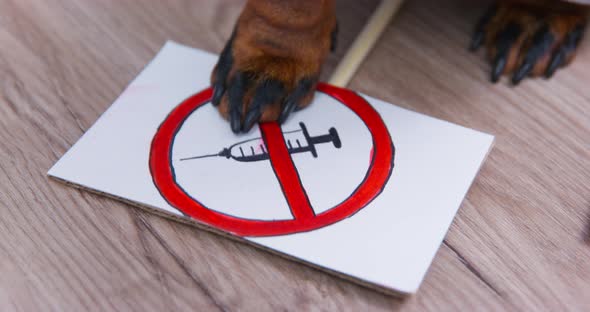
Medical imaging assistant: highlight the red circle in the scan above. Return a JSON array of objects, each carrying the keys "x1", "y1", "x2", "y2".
[{"x1": 149, "y1": 83, "x2": 394, "y2": 237}]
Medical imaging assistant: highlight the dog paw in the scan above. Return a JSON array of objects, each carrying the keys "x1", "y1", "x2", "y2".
[
  {"x1": 470, "y1": 2, "x2": 587, "y2": 84},
  {"x1": 211, "y1": 2, "x2": 336, "y2": 133}
]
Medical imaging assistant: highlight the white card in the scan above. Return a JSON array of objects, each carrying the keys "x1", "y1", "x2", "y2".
[{"x1": 48, "y1": 41, "x2": 493, "y2": 295}]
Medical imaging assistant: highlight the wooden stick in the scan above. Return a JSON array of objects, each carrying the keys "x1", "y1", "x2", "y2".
[{"x1": 329, "y1": 0, "x2": 405, "y2": 88}]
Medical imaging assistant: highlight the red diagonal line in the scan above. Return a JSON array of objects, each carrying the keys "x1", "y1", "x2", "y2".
[{"x1": 260, "y1": 122, "x2": 315, "y2": 220}]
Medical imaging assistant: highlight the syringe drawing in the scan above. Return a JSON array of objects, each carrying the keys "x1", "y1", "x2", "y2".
[{"x1": 180, "y1": 122, "x2": 342, "y2": 163}]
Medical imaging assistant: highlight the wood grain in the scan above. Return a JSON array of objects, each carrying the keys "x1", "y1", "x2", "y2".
[{"x1": 0, "y1": 0, "x2": 589, "y2": 310}]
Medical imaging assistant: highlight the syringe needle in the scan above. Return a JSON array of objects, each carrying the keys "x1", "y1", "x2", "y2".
[
  {"x1": 179, "y1": 153, "x2": 220, "y2": 161},
  {"x1": 179, "y1": 148, "x2": 231, "y2": 161}
]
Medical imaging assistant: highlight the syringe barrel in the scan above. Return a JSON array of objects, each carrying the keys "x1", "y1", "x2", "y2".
[
  {"x1": 226, "y1": 122, "x2": 340, "y2": 162},
  {"x1": 228, "y1": 137, "x2": 270, "y2": 162}
]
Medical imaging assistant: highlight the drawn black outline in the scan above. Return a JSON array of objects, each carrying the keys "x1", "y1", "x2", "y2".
[{"x1": 149, "y1": 84, "x2": 396, "y2": 236}]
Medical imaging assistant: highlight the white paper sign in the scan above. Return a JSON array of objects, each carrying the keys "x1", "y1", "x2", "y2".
[{"x1": 48, "y1": 41, "x2": 493, "y2": 295}]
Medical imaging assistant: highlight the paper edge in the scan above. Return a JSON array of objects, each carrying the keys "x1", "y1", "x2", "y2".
[
  {"x1": 48, "y1": 40, "x2": 200, "y2": 175},
  {"x1": 407, "y1": 135, "x2": 495, "y2": 293},
  {"x1": 46, "y1": 174, "x2": 411, "y2": 297}
]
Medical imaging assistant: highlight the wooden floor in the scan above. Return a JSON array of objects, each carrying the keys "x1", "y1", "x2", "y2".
[{"x1": 1, "y1": 0, "x2": 589, "y2": 310}]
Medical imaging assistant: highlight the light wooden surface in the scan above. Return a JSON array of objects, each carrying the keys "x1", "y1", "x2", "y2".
[
  {"x1": 1, "y1": 0, "x2": 589, "y2": 310},
  {"x1": 329, "y1": 0, "x2": 404, "y2": 87}
]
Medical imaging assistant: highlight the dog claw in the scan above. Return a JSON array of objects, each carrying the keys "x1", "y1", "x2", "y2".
[{"x1": 471, "y1": 2, "x2": 586, "y2": 84}]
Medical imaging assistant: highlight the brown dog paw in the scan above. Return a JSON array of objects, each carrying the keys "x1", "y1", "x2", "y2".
[
  {"x1": 211, "y1": 0, "x2": 336, "y2": 133},
  {"x1": 470, "y1": 2, "x2": 588, "y2": 84}
]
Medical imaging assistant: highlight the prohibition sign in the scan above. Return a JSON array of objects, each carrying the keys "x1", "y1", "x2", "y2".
[{"x1": 149, "y1": 83, "x2": 395, "y2": 237}]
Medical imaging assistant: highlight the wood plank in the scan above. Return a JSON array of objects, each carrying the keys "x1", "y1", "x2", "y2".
[{"x1": 353, "y1": 0, "x2": 590, "y2": 310}]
